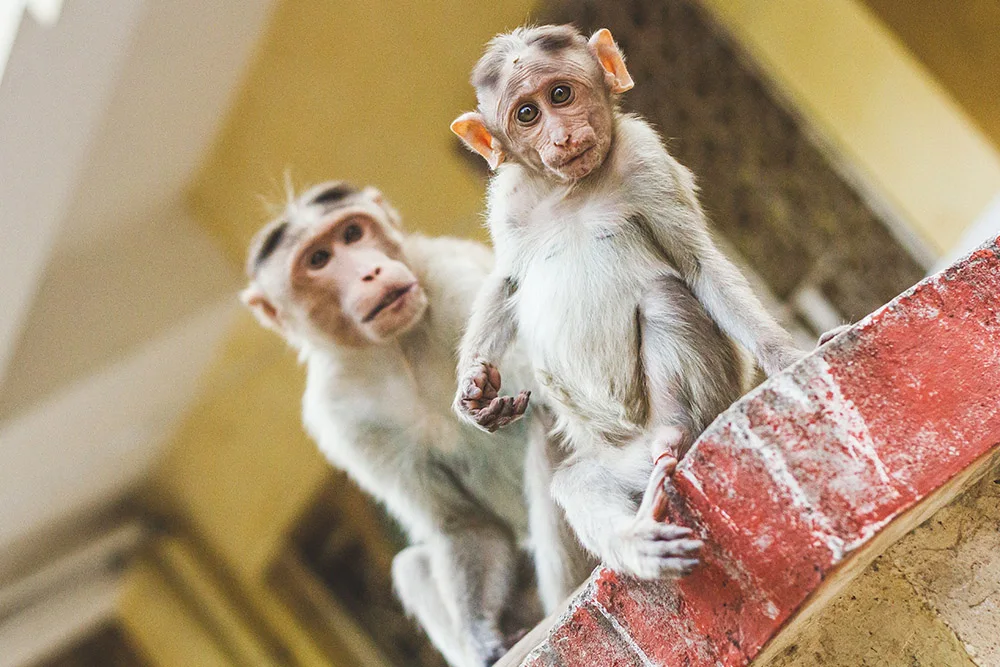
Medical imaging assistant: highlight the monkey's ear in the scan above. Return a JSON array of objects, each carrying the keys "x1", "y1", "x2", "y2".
[
  {"x1": 240, "y1": 285, "x2": 283, "y2": 334},
  {"x1": 588, "y1": 29, "x2": 634, "y2": 94},
  {"x1": 361, "y1": 186, "x2": 385, "y2": 205},
  {"x1": 451, "y1": 112, "x2": 505, "y2": 170}
]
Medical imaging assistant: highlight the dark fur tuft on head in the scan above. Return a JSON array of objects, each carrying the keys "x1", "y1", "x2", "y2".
[
  {"x1": 310, "y1": 182, "x2": 357, "y2": 207},
  {"x1": 471, "y1": 24, "x2": 586, "y2": 94},
  {"x1": 247, "y1": 219, "x2": 288, "y2": 276}
]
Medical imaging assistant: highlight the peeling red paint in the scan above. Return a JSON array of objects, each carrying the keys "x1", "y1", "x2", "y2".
[{"x1": 520, "y1": 236, "x2": 1000, "y2": 666}]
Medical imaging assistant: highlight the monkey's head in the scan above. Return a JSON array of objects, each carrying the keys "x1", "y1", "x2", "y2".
[
  {"x1": 452, "y1": 25, "x2": 633, "y2": 182},
  {"x1": 240, "y1": 182, "x2": 429, "y2": 349}
]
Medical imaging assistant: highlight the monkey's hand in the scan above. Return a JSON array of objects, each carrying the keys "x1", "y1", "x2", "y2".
[
  {"x1": 614, "y1": 455, "x2": 702, "y2": 579},
  {"x1": 454, "y1": 360, "x2": 530, "y2": 433},
  {"x1": 760, "y1": 340, "x2": 805, "y2": 377}
]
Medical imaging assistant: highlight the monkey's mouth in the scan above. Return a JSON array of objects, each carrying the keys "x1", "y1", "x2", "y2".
[
  {"x1": 557, "y1": 145, "x2": 595, "y2": 169},
  {"x1": 362, "y1": 283, "x2": 416, "y2": 323}
]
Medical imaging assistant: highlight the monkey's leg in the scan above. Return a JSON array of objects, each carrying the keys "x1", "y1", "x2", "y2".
[
  {"x1": 392, "y1": 545, "x2": 468, "y2": 667},
  {"x1": 639, "y1": 273, "x2": 746, "y2": 456},
  {"x1": 430, "y1": 524, "x2": 519, "y2": 666},
  {"x1": 524, "y1": 415, "x2": 596, "y2": 613},
  {"x1": 551, "y1": 453, "x2": 702, "y2": 580}
]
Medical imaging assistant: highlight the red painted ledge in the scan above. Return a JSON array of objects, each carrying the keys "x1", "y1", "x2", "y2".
[{"x1": 505, "y1": 235, "x2": 1000, "y2": 666}]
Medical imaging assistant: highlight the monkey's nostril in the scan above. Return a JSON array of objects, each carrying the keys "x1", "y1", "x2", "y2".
[{"x1": 374, "y1": 267, "x2": 381, "y2": 276}]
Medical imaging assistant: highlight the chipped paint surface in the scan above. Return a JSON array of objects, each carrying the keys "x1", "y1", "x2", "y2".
[{"x1": 521, "y1": 236, "x2": 1000, "y2": 666}]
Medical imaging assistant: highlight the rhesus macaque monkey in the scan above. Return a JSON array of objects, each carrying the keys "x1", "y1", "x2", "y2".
[
  {"x1": 451, "y1": 26, "x2": 802, "y2": 579},
  {"x1": 240, "y1": 182, "x2": 591, "y2": 667}
]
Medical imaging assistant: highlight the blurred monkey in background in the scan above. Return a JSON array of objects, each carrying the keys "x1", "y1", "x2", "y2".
[{"x1": 241, "y1": 182, "x2": 591, "y2": 667}]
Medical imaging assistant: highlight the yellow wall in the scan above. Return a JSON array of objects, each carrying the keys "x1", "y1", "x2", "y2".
[
  {"x1": 700, "y1": 0, "x2": 1000, "y2": 256},
  {"x1": 192, "y1": 0, "x2": 537, "y2": 262},
  {"x1": 861, "y1": 0, "x2": 1000, "y2": 152}
]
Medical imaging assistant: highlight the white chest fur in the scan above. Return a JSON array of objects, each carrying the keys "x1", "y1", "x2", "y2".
[{"x1": 492, "y1": 181, "x2": 672, "y2": 442}]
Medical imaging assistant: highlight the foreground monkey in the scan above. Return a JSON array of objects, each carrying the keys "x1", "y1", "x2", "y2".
[
  {"x1": 452, "y1": 26, "x2": 802, "y2": 579},
  {"x1": 241, "y1": 183, "x2": 591, "y2": 667}
]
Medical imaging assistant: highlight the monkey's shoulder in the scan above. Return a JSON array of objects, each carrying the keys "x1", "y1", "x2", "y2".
[
  {"x1": 609, "y1": 114, "x2": 697, "y2": 192},
  {"x1": 404, "y1": 233, "x2": 494, "y2": 277}
]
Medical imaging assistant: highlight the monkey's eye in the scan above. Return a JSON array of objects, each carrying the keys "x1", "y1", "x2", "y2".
[
  {"x1": 516, "y1": 103, "x2": 539, "y2": 124},
  {"x1": 550, "y1": 85, "x2": 573, "y2": 105},
  {"x1": 308, "y1": 248, "x2": 331, "y2": 269},
  {"x1": 343, "y1": 223, "x2": 363, "y2": 244}
]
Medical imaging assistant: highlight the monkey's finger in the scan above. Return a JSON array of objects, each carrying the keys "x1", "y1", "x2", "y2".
[
  {"x1": 461, "y1": 398, "x2": 488, "y2": 414},
  {"x1": 818, "y1": 323, "x2": 851, "y2": 347},
  {"x1": 651, "y1": 488, "x2": 671, "y2": 523},
  {"x1": 469, "y1": 369, "x2": 489, "y2": 391},
  {"x1": 476, "y1": 372, "x2": 500, "y2": 401},
  {"x1": 639, "y1": 539, "x2": 703, "y2": 558},
  {"x1": 475, "y1": 397, "x2": 506, "y2": 424},
  {"x1": 512, "y1": 390, "x2": 531, "y2": 415},
  {"x1": 472, "y1": 410, "x2": 501, "y2": 432},
  {"x1": 489, "y1": 412, "x2": 520, "y2": 431},
  {"x1": 464, "y1": 380, "x2": 483, "y2": 400},
  {"x1": 641, "y1": 522, "x2": 694, "y2": 541},
  {"x1": 655, "y1": 456, "x2": 678, "y2": 478},
  {"x1": 637, "y1": 457, "x2": 678, "y2": 518},
  {"x1": 659, "y1": 558, "x2": 700, "y2": 577},
  {"x1": 498, "y1": 397, "x2": 520, "y2": 418},
  {"x1": 649, "y1": 425, "x2": 686, "y2": 462}
]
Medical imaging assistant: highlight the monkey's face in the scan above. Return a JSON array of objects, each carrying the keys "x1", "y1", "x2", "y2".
[
  {"x1": 242, "y1": 186, "x2": 428, "y2": 348},
  {"x1": 290, "y1": 210, "x2": 428, "y2": 346},
  {"x1": 499, "y1": 60, "x2": 613, "y2": 182},
  {"x1": 452, "y1": 27, "x2": 633, "y2": 183}
]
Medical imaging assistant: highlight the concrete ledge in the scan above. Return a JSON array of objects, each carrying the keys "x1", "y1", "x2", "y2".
[{"x1": 506, "y1": 235, "x2": 1000, "y2": 666}]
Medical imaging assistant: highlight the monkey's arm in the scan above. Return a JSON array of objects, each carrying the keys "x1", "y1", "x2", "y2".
[
  {"x1": 454, "y1": 271, "x2": 530, "y2": 432},
  {"x1": 316, "y1": 424, "x2": 520, "y2": 663},
  {"x1": 641, "y1": 199, "x2": 801, "y2": 377}
]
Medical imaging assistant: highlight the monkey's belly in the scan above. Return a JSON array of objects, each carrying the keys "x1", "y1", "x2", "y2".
[{"x1": 517, "y1": 277, "x2": 652, "y2": 443}]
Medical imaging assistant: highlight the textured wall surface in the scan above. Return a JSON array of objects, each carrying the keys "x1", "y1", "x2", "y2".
[{"x1": 507, "y1": 236, "x2": 1000, "y2": 666}]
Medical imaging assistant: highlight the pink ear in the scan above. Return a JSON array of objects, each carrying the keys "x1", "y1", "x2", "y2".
[
  {"x1": 240, "y1": 285, "x2": 283, "y2": 333},
  {"x1": 588, "y1": 28, "x2": 634, "y2": 94},
  {"x1": 451, "y1": 111, "x2": 505, "y2": 170}
]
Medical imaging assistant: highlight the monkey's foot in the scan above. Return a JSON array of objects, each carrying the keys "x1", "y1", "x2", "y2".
[
  {"x1": 614, "y1": 520, "x2": 701, "y2": 580},
  {"x1": 637, "y1": 447, "x2": 680, "y2": 523},
  {"x1": 647, "y1": 425, "x2": 686, "y2": 464}
]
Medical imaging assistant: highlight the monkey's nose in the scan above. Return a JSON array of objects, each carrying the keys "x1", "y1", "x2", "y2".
[
  {"x1": 552, "y1": 131, "x2": 572, "y2": 147},
  {"x1": 362, "y1": 266, "x2": 382, "y2": 282}
]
